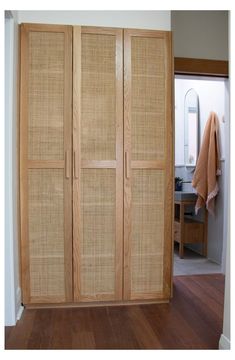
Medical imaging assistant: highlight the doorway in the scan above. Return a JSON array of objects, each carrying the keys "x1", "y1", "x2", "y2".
[{"x1": 173, "y1": 75, "x2": 229, "y2": 276}]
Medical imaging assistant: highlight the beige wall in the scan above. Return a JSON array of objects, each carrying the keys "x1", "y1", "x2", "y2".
[{"x1": 172, "y1": 11, "x2": 228, "y2": 60}]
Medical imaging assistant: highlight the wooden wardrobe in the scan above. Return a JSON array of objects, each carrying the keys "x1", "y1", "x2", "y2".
[{"x1": 20, "y1": 23, "x2": 173, "y2": 306}]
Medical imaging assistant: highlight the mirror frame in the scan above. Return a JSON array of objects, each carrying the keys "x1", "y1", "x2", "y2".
[{"x1": 184, "y1": 88, "x2": 199, "y2": 168}]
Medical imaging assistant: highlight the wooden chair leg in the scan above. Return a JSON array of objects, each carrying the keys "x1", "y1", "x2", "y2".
[
  {"x1": 179, "y1": 203, "x2": 184, "y2": 259},
  {"x1": 179, "y1": 242, "x2": 184, "y2": 258}
]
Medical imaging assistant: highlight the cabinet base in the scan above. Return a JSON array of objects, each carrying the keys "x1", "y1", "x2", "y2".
[{"x1": 25, "y1": 298, "x2": 170, "y2": 309}]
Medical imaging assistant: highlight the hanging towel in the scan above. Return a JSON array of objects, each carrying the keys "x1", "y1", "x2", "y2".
[{"x1": 192, "y1": 111, "x2": 221, "y2": 215}]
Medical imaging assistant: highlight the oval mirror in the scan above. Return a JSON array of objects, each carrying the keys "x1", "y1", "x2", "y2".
[{"x1": 184, "y1": 88, "x2": 199, "y2": 167}]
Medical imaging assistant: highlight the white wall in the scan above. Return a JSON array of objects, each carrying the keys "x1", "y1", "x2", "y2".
[
  {"x1": 172, "y1": 11, "x2": 228, "y2": 61},
  {"x1": 219, "y1": 79, "x2": 230, "y2": 349},
  {"x1": 5, "y1": 12, "x2": 23, "y2": 326},
  {"x1": 219, "y1": 228, "x2": 230, "y2": 349},
  {"x1": 17, "y1": 10, "x2": 171, "y2": 30},
  {"x1": 175, "y1": 76, "x2": 227, "y2": 265}
]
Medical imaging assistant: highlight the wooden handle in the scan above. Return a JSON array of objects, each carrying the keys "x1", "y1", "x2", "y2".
[
  {"x1": 74, "y1": 151, "x2": 79, "y2": 179},
  {"x1": 125, "y1": 151, "x2": 130, "y2": 179},
  {"x1": 65, "y1": 150, "x2": 70, "y2": 179}
]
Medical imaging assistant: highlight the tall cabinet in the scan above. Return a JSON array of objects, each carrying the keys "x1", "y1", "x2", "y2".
[{"x1": 20, "y1": 24, "x2": 173, "y2": 305}]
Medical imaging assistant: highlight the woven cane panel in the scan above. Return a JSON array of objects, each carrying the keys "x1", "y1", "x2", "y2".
[
  {"x1": 131, "y1": 113, "x2": 165, "y2": 160},
  {"x1": 81, "y1": 34, "x2": 116, "y2": 160},
  {"x1": 131, "y1": 169, "x2": 164, "y2": 293},
  {"x1": 132, "y1": 37, "x2": 165, "y2": 76},
  {"x1": 131, "y1": 36, "x2": 165, "y2": 160},
  {"x1": 28, "y1": 32, "x2": 64, "y2": 160},
  {"x1": 28, "y1": 169, "x2": 65, "y2": 297},
  {"x1": 80, "y1": 169, "x2": 116, "y2": 295}
]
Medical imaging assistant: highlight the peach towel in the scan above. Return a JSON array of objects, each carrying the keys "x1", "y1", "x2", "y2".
[{"x1": 192, "y1": 112, "x2": 221, "y2": 215}]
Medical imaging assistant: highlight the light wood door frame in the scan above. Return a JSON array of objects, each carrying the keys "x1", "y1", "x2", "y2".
[
  {"x1": 73, "y1": 26, "x2": 124, "y2": 302},
  {"x1": 174, "y1": 57, "x2": 229, "y2": 77},
  {"x1": 123, "y1": 28, "x2": 174, "y2": 301},
  {"x1": 20, "y1": 23, "x2": 73, "y2": 304}
]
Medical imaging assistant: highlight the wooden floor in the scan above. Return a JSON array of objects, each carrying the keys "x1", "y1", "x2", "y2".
[{"x1": 5, "y1": 274, "x2": 225, "y2": 350}]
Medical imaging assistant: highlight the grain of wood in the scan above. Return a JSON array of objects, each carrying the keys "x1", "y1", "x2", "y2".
[
  {"x1": 73, "y1": 26, "x2": 82, "y2": 302},
  {"x1": 174, "y1": 57, "x2": 229, "y2": 77}
]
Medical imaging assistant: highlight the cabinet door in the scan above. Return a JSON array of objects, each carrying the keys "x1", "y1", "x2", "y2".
[
  {"x1": 123, "y1": 29, "x2": 173, "y2": 300},
  {"x1": 20, "y1": 24, "x2": 73, "y2": 303},
  {"x1": 73, "y1": 27, "x2": 123, "y2": 301}
]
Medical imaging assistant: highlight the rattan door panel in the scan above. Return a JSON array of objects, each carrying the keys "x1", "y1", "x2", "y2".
[
  {"x1": 20, "y1": 24, "x2": 72, "y2": 304},
  {"x1": 28, "y1": 32, "x2": 64, "y2": 160},
  {"x1": 81, "y1": 33, "x2": 116, "y2": 161},
  {"x1": 131, "y1": 36, "x2": 165, "y2": 161},
  {"x1": 131, "y1": 170, "x2": 164, "y2": 296},
  {"x1": 124, "y1": 29, "x2": 173, "y2": 301},
  {"x1": 73, "y1": 27, "x2": 123, "y2": 302},
  {"x1": 28, "y1": 169, "x2": 65, "y2": 300},
  {"x1": 80, "y1": 169, "x2": 116, "y2": 299}
]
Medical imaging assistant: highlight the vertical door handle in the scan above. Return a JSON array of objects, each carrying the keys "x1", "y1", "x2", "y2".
[
  {"x1": 65, "y1": 150, "x2": 70, "y2": 179},
  {"x1": 125, "y1": 151, "x2": 130, "y2": 179},
  {"x1": 74, "y1": 151, "x2": 79, "y2": 179}
]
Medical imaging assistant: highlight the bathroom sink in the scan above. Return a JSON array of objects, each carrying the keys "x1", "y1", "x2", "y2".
[{"x1": 174, "y1": 191, "x2": 197, "y2": 201}]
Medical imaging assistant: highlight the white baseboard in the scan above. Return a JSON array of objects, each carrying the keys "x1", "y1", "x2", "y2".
[
  {"x1": 16, "y1": 287, "x2": 24, "y2": 321},
  {"x1": 207, "y1": 257, "x2": 221, "y2": 266},
  {"x1": 16, "y1": 304, "x2": 24, "y2": 321},
  {"x1": 219, "y1": 334, "x2": 230, "y2": 350}
]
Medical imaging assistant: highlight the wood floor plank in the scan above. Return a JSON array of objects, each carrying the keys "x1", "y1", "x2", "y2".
[
  {"x1": 141, "y1": 302, "x2": 208, "y2": 349},
  {"x1": 196, "y1": 274, "x2": 225, "y2": 294},
  {"x1": 49, "y1": 308, "x2": 73, "y2": 349},
  {"x1": 5, "y1": 274, "x2": 225, "y2": 350},
  {"x1": 140, "y1": 303, "x2": 183, "y2": 349},
  {"x1": 5, "y1": 309, "x2": 36, "y2": 349},
  {"x1": 126, "y1": 305, "x2": 163, "y2": 349},
  {"x1": 175, "y1": 276, "x2": 224, "y2": 324},
  {"x1": 189, "y1": 275, "x2": 225, "y2": 305},
  {"x1": 105, "y1": 306, "x2": 140, "y2": 349},
  {"x1": 171, "y1": 282, "x2": 221, "y2": 348},
  {"x1": 89, "y1": 307, "x2": 118, "y2": 349},
  {"x1": 173, "y1": 278, "x2": 223, "y2": 349},
  {"x1": 70, "y1": 308, "x2": 96, "y2": 349},
  {"x1": 27, "y1": 309, "x2": 53, "y2": 349},
  {"x1": 4, "y1": 327, "x2": 13, "y2": 348}
]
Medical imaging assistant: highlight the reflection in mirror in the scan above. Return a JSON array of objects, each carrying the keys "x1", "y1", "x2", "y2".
[{"x1": 184, "y1": 89, "x2": 199, "y2": 167}]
